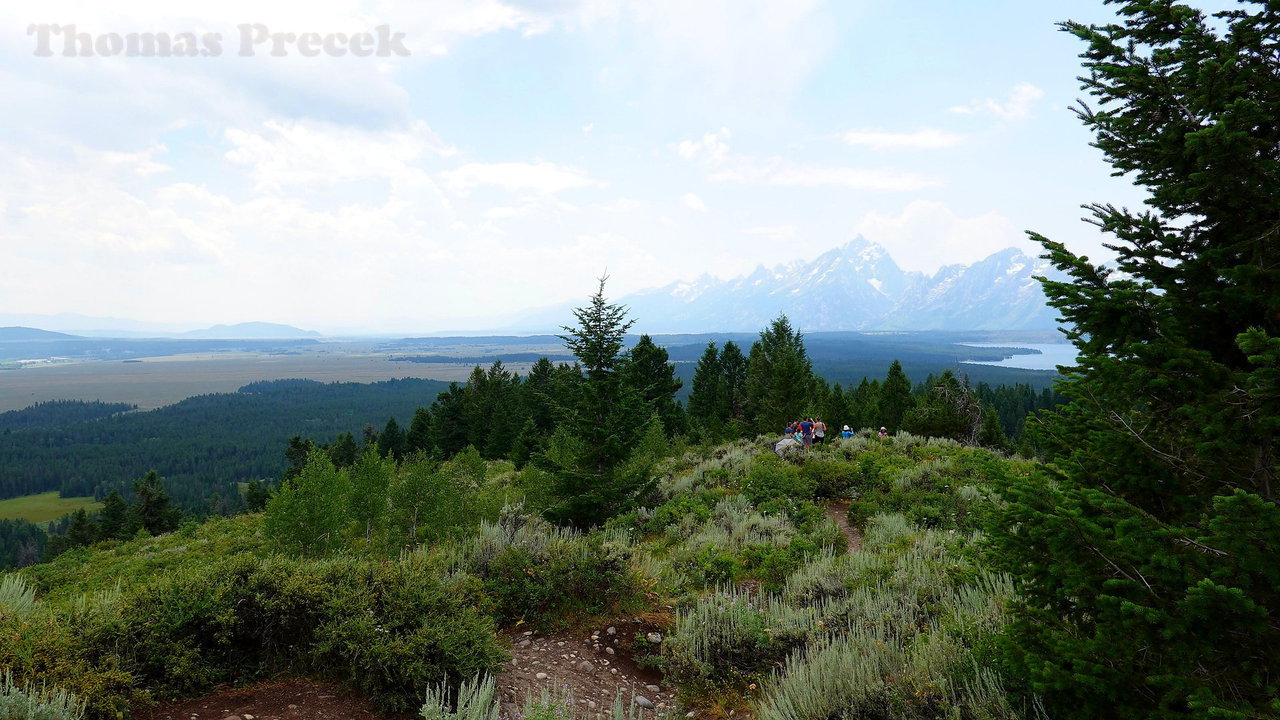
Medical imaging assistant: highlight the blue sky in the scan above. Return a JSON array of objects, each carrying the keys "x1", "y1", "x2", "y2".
[{"x1": 0, "y1": 0, "x2": 1236, "y2": 333}]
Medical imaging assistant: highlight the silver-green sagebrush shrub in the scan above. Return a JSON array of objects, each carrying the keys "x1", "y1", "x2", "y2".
[
  {"x1": 419, "y1": 673, "x2": 499, "y2": 720},
  {"x1": 0, "y1": 573, "x2": 37, "y2": 619},
  {"x1": 0, "y1": 670, "x2": 85, "y2": 720},
  {"x1": 664, "y1": 587, "x2": 817, "y2": 687}
]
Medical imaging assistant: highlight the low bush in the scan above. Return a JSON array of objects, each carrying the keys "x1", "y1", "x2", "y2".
[
  {"x1": 102, "y1": 555, "x2": 507, "y2": 714},
  {"x1": 442, "y1": 505, "x2": 642, "y2": 626}
]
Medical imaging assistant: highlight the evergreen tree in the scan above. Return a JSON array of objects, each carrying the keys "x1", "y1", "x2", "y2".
[
  {"x1": 282, "y1": 435, "x2": 314, "y2": 483},
  {"x1": 686, "y1": 342, "x2": 726, "y2": 439},
  {"x1": 244, "y1": 479, "x2": 272, "y2": 512},
  {"x1": 850, "y1": 377, "x2": 879, "y2": 430},
  {"x1": 328, "y1": 431, "x2": 360, "y2": 468},
  {"x1": 621, "y1": 334, "x2": 686, "y2": 438},
  {"x1": 376, "y1": 416, "x2": 406, "y2": 461},
  {"x1": 428, "y1": 384, "x2": 469, "y2": 457},
  {"x1": 744, "y1": 315, "x2": 815, "y2": 434},
  {"x1": 508, "y1": 417, "x2": 542, "y2": 470},
  {"x1": 64, "y1": 509, "x2": 96, "y2": 547},
  {"x1": 719, "y1": 341, "x2": 749, "y2": 433},
  {"x1": 129, "y1": 470, "x2": 180, "y2": 536},
  {"x1": 976, "y1": 404, "x2": 1009, "y2": 451},
  {"x1": 522, "y1": 357, "x2": 561, "y2": 436},
  {"x1": 989, "y1": 5, "x2": 1280, "y2": 718},
  {"x1": 542, "y1": 277, "x2": 653, "y2": 527},
  {"x1": 878, "y1": 360, "x2": 914, "y2": 431},
  {"x1": 96, "y1": 490, "x2": 128, "y2": 541},
  {"x1": 405, "y1": 407, "x2": 434, "y2": 456}
]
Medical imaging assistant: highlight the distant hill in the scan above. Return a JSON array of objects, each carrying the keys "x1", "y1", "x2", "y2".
[
  {"x1": 181, "y1": 322, "x2": 322, "y2": 339},
  {"x1": 0, "y1": 326, "x2": 79, "y2": 340}
]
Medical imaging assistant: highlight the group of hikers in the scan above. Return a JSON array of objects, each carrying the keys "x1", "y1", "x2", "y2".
[{"x1": 775, "y1": 417, "x2": 889, "y2": 455}]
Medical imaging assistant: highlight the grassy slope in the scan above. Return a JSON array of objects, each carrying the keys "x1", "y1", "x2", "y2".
[
  {"x1": 0, "y1": 491, "x2": 102, "y2": 524},
  {"x1": 6, "y1": 435, "x2": 1041, "y2": 720}
]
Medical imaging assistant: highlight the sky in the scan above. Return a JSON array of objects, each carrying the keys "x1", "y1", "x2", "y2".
[{"x1": 0, "y1": 0, "x2": 1234, "y2": 334}]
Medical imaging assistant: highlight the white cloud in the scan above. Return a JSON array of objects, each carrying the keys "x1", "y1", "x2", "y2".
[
  {"x1": 842, "y1": 128, "x2": 963, "y2": 150},
  {"x1": 949, "y1": 82, "x2": 1045, "y2": 121},
  {"x1": 681, "y1": 192, "x2": 708, "y2": 212},
  {"x1": 440, "y1": 161, "x2": 603, "y2": 194},
  {"x1": 225, "y1": 120, "x2": 452, "y2": 193},
  {"x1": 673, "y1": 128, "x2": 732, "y2": 165},
  {"x1": 852, "y1": 200, "x2": 1034, "y2": 275}
]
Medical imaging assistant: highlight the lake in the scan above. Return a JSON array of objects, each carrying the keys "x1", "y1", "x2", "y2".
[{"x1": 958, "y1": 342, "x2": 1079, "y2": 371}]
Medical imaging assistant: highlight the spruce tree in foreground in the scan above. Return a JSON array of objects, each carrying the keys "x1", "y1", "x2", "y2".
[
  {"x1": 988, "y1": 4, "x2": 1280, "y2": 718},
  {"x1": 542, "y1": 277, "x2": 654, "y2": 527}
]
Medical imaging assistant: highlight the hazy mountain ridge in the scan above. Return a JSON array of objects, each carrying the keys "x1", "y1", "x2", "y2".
[{"x1": 615, "y1": 237, "x2": 1060, "y2": 333}]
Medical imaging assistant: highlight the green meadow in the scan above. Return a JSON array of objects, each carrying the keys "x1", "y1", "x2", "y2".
[{"x1": 0, "y1": 492, "x2": 102, "y2": 524}]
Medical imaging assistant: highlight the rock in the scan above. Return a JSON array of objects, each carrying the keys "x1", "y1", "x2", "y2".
[
  {"x1": 288, "y1": 705, "x2": 298, "y2": 711},
  {"x1": 646, "y1": 632, "x2": 663, "y2": 643},
  {"x1": 588, "y1": 701, "x2": 597, "y2": 710},
  {"x1": 518, "y1": 639, "x2": 531, "y2": 648},
  {"x1": 557, "y1": 641, "x2": 565, "y2": 647},
  {"x1": 221, "y1": 716, "x2": 242, "y2": 720},
  {"x1": 606, "y1": 626, "x2": 617, "y2": 635},
  {"x1": 523, "y1": 631, "x2": 534, "y2": 636},
  {"x1": 579, "y1": 660, "x2": 594, "y2": 672},
  {"x1": 610, "y1": 668, "x2": 618, "y2": 675},
  {"x1": 686, "y1": 712, "x2": 696, "y2": 718},
  {"x1": 645, "y1": 684, "x2": 660, "y2": 693},
  {"x1": 635, "y1": 696, "x2": 655, "y2": 709},
  {"x1": 605, "y1": 647, "x2": 615, "y2": 655},
  {"x1": 535, "y1": 672, "x2": 549, "y2": 680},
  {"x1": 245, "y1": 716, "x2": 254, "y2": 720}
]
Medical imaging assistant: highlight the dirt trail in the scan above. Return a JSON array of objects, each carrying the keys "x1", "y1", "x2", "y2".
[
  {"x1": 498, "y1": 618, "x2": 674, "y2": 719},
  {"x1": 825, "y1": 500, "x2": 862, "y2": 552},
  {"x1": 137, "y1": 678, "x2": 397, "y2": 720}
]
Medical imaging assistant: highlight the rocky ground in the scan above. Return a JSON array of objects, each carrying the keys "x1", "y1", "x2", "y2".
[{"x1": 498, "y1": 616, "x2": 675, "y2": 719}]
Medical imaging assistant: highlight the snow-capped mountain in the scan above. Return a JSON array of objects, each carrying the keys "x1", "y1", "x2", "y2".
[{"x1": 614, "y1": 236, "x2": 1060, "y2": 332}]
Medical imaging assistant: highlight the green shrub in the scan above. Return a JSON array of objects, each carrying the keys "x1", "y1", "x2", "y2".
[
  {"x1": 797, "y1": 460, "x2": 858, "y2": 499},
  {"x1": 103, "y1": 555, "x2": 506, "y2": 713},
  {"x1": 0, "y1": 611, "x2": 140, "y2": 720},
  {"x1": 443, "y1": 506, "x2": 640, "y2": 625},
  {"x1": 743, "y1": 456, "x2": 813, "y2": 505}
]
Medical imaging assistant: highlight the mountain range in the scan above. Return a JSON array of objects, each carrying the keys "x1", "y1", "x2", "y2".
[{"x1": 514, "y1": 236, "x2": 1062, "y2": 333}]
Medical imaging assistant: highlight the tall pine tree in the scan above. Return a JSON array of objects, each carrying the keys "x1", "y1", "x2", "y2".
[
  {"x1": 542, "y1": 277, "x2": 654, "y2": 527},
  {"x1": 989, "y1": 4, "x2": 1280, "y2": 718}
]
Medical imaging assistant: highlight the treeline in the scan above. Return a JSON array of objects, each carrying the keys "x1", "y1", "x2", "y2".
[
  {"x1": 0, "y1": 378, "x2": 450, "y2": 511},
  {"x1": 0, "y1": 399, "x2": 136, "y2": 431},
  {"x1": 305, "y1": 316, "x2": 1062, "y2": 479}
]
